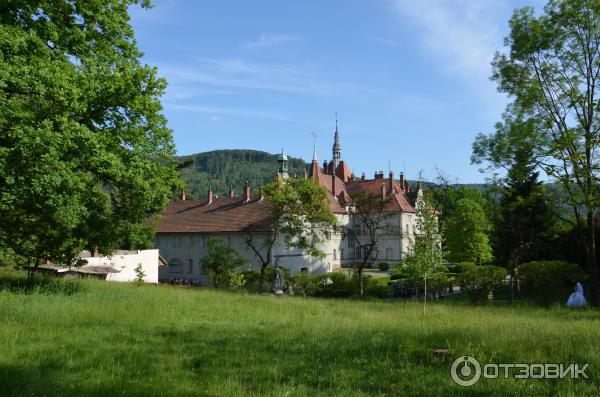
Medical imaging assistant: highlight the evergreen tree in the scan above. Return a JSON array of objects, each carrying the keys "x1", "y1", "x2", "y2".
[{"x1": 496, "y1": 145, "x2": 554, "y2": 268}]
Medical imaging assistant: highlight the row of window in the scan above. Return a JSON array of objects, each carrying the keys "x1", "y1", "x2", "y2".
[
  {"x1": 332, "y1": 247, "x2": 395, "y2": 261},
  {"x1": 169, "y1": 235, "x2": 242, "y2": 249}
]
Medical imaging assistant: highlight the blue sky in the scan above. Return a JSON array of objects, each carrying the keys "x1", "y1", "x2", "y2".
[{"x1": 130, "y1": 0, "x2": 545, "y2": 183}]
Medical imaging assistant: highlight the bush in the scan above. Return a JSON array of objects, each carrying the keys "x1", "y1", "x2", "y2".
[
  {"x1": 286, "y1": 273, "x2": 319, "y2": 297},
  {"x1": 378, "y1": 262, "x2": 390, "y2": 271},
  {"x1": 461, "y1": 265, "x2": 507, "y2": 303},
  {"x1": 315, "y1": 272, "x2": 355, "y2": 298},
  {"x1": 517, "y1": 261, "x2": 587, "y2": 306}
]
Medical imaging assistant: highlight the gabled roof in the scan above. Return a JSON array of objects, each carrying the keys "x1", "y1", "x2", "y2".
[
  {"x1": 157, "y1": 197, "x2": 272, "y2": 233},
  {"x1": 335, "y1": 160, "x2": 352, "y2": 182},
  {"x1": 346, "y1": 179, "x2": 416, "y2": 213}
]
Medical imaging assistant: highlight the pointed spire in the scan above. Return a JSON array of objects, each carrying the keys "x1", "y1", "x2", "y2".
[{"x1": 332, "y1": 112, "x2": 341, "y2": 169}]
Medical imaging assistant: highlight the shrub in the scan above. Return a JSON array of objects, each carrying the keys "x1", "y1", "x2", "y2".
[
  {"x1": 315, "y1": 272, "x2": 355, "y2": 298},
  {"x1": 517, "y1": 261, "x2": 587, "y2": 306},
  {"x1": 286, "y1": 273, "x2": 319, "y2": 297},
  {"x1": 378, "y1": 262, "x2": 390, "y2": 271},
  {"x1": 461, "y1": 265, "x2": 507, "y2": 303},
  {"x1": 134, "y1": 263, "x2": 146, "y2": 285}
]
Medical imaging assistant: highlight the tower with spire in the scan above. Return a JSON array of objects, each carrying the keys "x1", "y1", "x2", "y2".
[
  {"x1": 277, "y1": 148, "x2": 289, "y2": 181},
  {"x1": 332, "y1": 112, "x2": 341, "y2": 170}
]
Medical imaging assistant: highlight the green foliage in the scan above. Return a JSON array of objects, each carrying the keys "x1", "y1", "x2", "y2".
[
  {"x1": 461, "y1": 265, "x2": 507, "y2": 303},
  {"x1": 0, "y1": 1, "x2": 179, "y2": 266},
  {"x1": 285, "y1": 272, "x2": 385, "y2": 298},
  {"x1": 262, "y1": 178, "x2": 337, "y2": 258},
  {"x1": 178, "y1": 150, "x2": 307, "y2": 198},
  {"x1": 378, "y1": 262, "x2": 389, "y2": 271},
  {"x1": 445, "y1": 197, "x2": 493, "y2": 265},
  {"x1": 496, "y1": 145, "x2": 555, "y2": 268},
  {"x1": 201, "y1": 238, "x2": 245, "y2": 289},
  {"x1": 396, "y1": 197, "x2": 445, "y2": 296},
  {"x1": 474, "y1": 0, "x2": 600, "y2": 302},
  {"x1": 286, "y1": 273, "x2": 319, "y2": 297},
  {"x1": 134, "y1": 263, "x2": 146, "y2": 285},
  {"x1": 518, "y1": 261, "x2": 587, "y2": 306}
]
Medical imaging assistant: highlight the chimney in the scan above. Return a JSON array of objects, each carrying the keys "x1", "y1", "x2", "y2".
[
  {"x1": 381, "y1": 183, "x2": 386, "y2": 200},
  {"x1": 400, "y1": 172, "x2": 405, "y2": 192},
  {"x1": 180, "y1": 188, "x2": 186, "y2": 201},
  {"x1": 243, "y1": 180, "x2": 250, "y2": 202},
  {"x1": 375, "y1": 171, "x2": 384, "y2": 179},
  {"x1": 361, "y1": 172, "x2": 366, "y2": 180},
  {"x1": 229, "y1": 185, "x2": 234, "y2": 198},
  {"x1": 389, "y1": 171, "x2": 394, "y2": 194},
  {"x1": 323, "y1": 160, "x2": 328, "y2": 174},
  {"x1": 207, "y1": 185, "x2": 213, "y2": 204}
]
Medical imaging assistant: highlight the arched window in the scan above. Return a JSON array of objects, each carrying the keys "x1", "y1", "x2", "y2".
[{"x1": 169, "y1": 258, "x2": 183, "y2": 273}]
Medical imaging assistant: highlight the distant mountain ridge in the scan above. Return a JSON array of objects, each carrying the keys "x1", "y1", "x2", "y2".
[
  {"x1": 177, "y1": 150, "x2": 307, "y2": 199},
  {"x1": 176, "y1": 149, "x2": 490, "y2": 199}
]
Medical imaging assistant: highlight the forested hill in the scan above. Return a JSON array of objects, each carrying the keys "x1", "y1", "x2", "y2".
[{"x1": 177, "y1": 150, "x2": 308, "y2": 199}]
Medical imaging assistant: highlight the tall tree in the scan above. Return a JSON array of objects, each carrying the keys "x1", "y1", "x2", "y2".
[
  {"x1": 397, "y1": 196, "x2": 445, "y2": 308},
  {"x1": 496, "y1": 144, "x2": 555, "y2": 268},
  {"x1": 473, "y1": 0, "x2": 600, "y2": 303},
  {"x1": 345, "y1": 189, "x2": 394, "y2": 296},
  {"x1": 445, "y1": 197, "x2": 493, "y2": 265},
  {"x1": 0, "y1": 1, "x2": 179, "y2": 268},
  {"x1": 245, "y1": 178, "x2": 337, "y2": 291}
]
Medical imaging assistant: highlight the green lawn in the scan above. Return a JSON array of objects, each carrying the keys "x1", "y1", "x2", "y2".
[{"x1": 0, "y1": 272, "x2": 598, "y2": 396}]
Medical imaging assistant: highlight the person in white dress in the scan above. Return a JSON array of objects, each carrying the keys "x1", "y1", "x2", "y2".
[{"x1": 567, "y1": 282, "x2": 587, "y2": 308}]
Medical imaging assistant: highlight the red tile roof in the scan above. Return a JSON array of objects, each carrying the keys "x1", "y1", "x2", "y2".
[
  {"x1": 157, "y1": 197, "x2": 272, "y2": 233},
  {"x1": 335, "y1": 160, "x2": 352, "y2": 182},
  {"x1": 346, "y1": 179, "x2": 416, "y2": 213}
]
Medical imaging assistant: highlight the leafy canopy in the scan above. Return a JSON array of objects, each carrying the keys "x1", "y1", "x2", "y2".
[
  {"x1": 0, "y1": 1, "x2": 179, "y2": 265},
  {"x1": 445, "y1": 197, "x2": 493, "y2": 265},
  {"x1": 201, "y1": 238, "x2": 245, "y2": 289},
  {"x1": 262, "y1": 178, "x2": 337, "y2": 258}
]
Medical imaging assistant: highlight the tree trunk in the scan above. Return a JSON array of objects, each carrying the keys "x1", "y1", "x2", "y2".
[
  {"x1": 259, "y1": 264, "x2": 267, "y2": 292},
  {"x1": 585, "y1": 212, "x2": 599, "y2": 305},
  {"x1": 423, "y1": 277, "x2": 427, "y2": 315}
]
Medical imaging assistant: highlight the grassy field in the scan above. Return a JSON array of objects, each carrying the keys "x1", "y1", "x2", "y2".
[{"x1": 0, "y1": 272, "x2": 598, "y2": 396}]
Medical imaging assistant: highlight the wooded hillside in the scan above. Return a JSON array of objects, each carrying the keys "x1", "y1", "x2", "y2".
[{"x1": 177, "y1": 150, "x2": 308, "y2": 198}]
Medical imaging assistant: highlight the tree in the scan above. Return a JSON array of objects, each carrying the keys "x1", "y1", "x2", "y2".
[
  {"x1": 346, "y1": 189, "x2": 394, "y2": 296},
  {"x1": 445, "y1": 197, "x2": 493, "y2": 265},
  {"x1": 0, "y1": 1, "x2": 179, "y2": 269},
  {"x1": 396, "y1": 197, "x2": 445, "y2": 308},
  {"x1": 496, "y1": 145, "x2": 555, "y2": 267},
  {"x1": 201, "y1": 238, "x2": 245, "y2": 289},
  {"x1": 245, "y1": 178, "x2": 337, "y2": 291},
  {"x1": 473, "y1": 0, "x2": 600, "y2": 303}
]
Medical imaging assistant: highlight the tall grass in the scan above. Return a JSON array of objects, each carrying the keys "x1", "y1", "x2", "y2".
[{"x1": 0, "y1": 272, "x2": 598, "y2": 396}]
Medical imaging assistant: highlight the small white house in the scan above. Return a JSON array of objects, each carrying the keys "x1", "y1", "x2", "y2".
[
  {"x1": 38, "y1": 249, "x2": 163, "y2": 284},
  {"x1": 82, "y1": 249, "x2": 161, "y2": 284}
]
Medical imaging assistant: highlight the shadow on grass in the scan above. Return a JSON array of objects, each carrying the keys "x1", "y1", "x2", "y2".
[{"x1": 0, "y1": 273, "x2": 85, "y2": 296}]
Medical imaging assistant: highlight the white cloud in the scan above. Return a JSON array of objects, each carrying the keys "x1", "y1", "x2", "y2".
[
  {"x1": 159, "y1": 58, "x2": 331, "y2": 95},
  {"x1": 166, "y1": 103, "x2": 295, "y2": 122},
  {"x1": 392, "y1": 0, "x2": 511, "y2": 102},
  {"x1": 244, "y1": 34, "x2": 303, "y2": 50}
]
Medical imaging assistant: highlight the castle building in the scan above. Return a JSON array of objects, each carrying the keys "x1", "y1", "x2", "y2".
[{"x1": 155, "y1": 125, "x2": 424, "y2": 282}]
